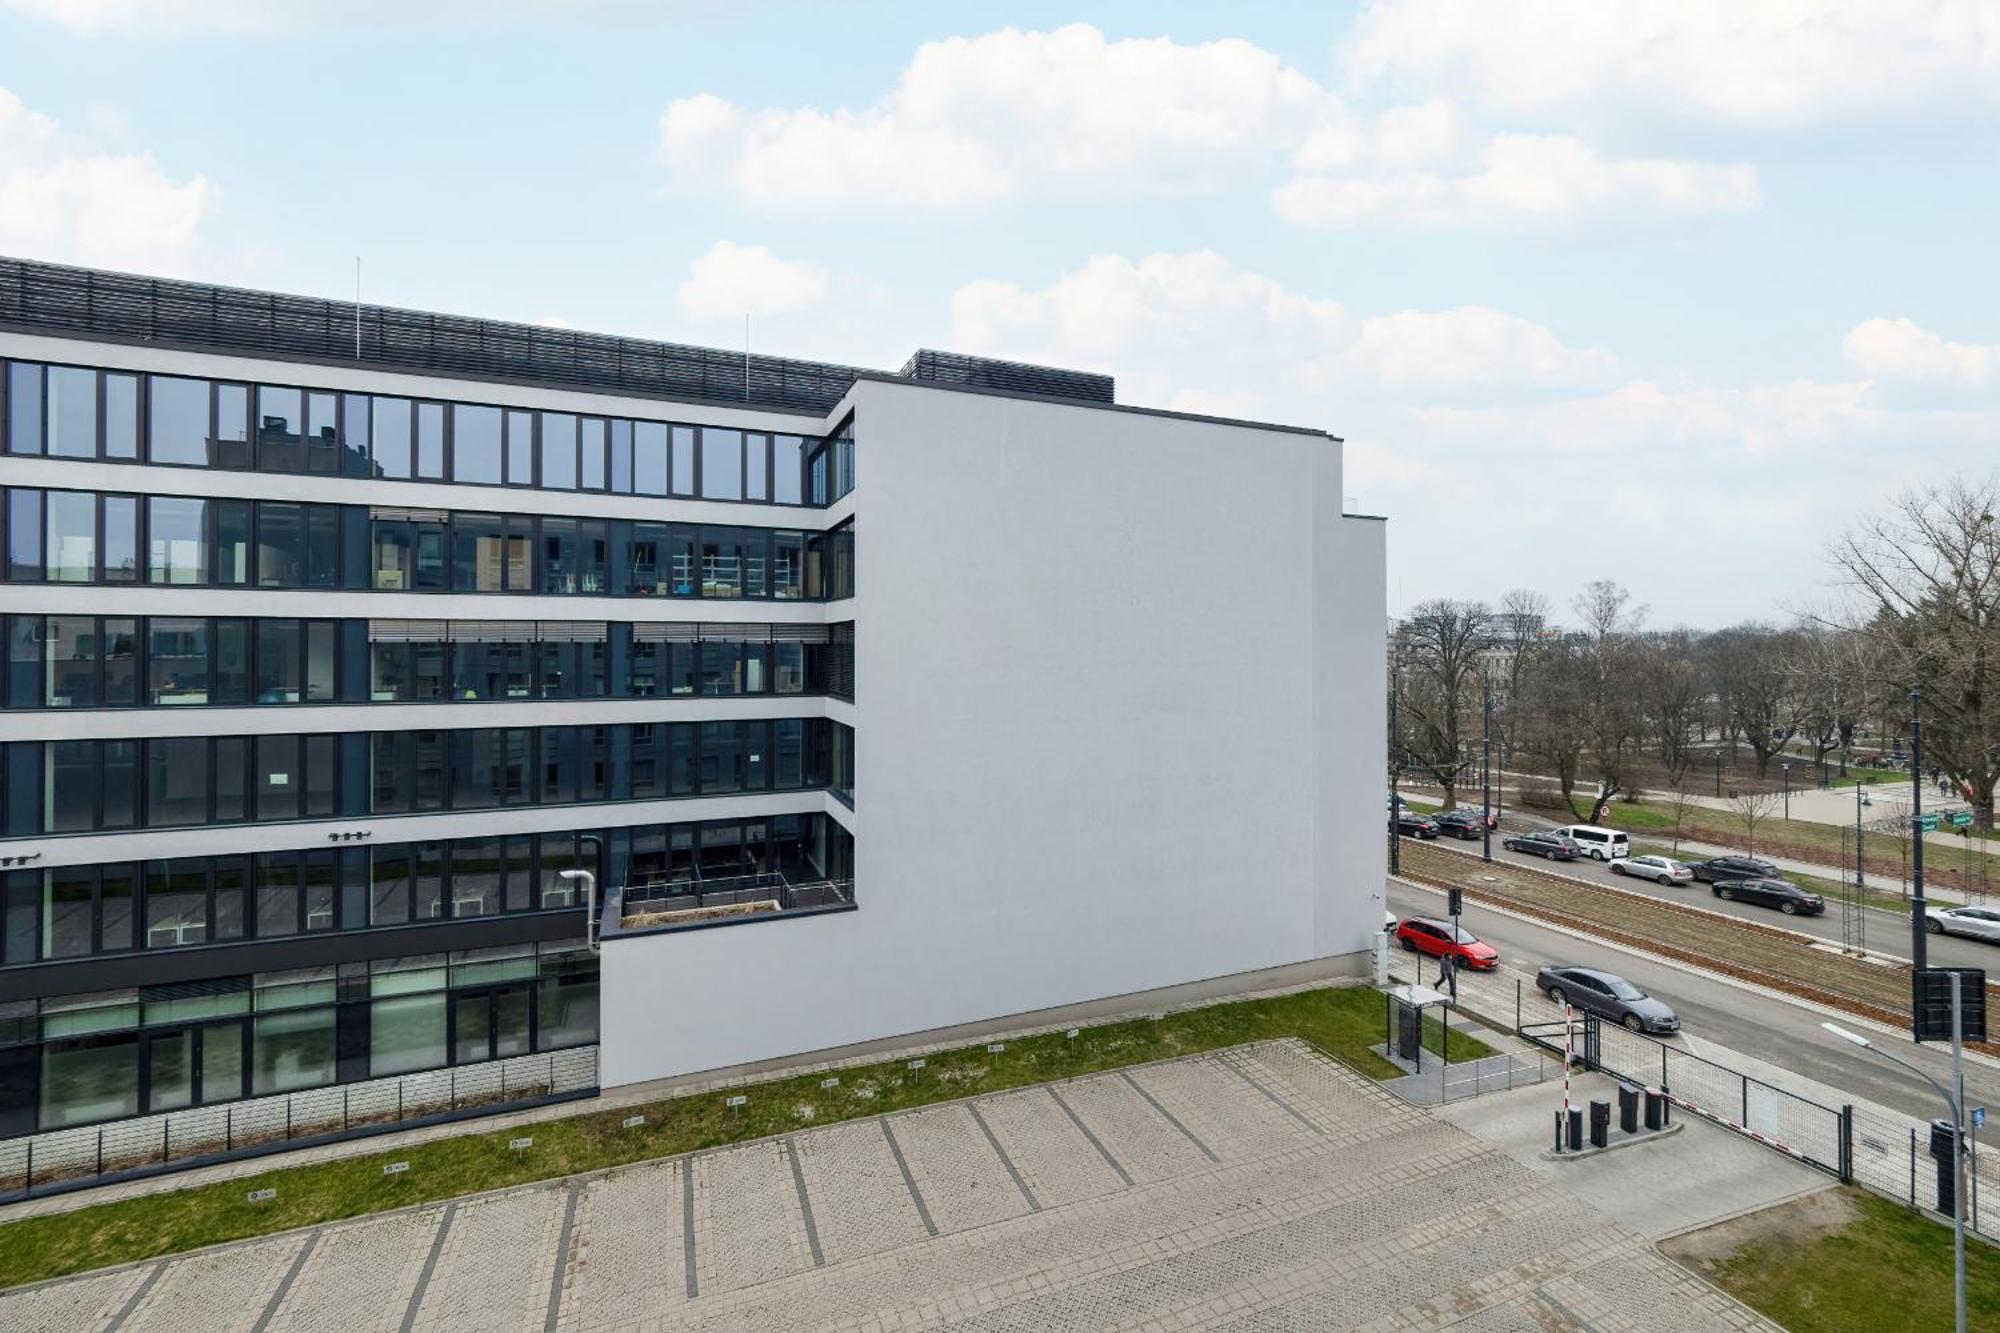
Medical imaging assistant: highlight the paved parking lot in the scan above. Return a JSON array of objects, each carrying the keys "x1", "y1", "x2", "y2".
[{"x1": 0, "y1": 1039, "x2": 1776, "y2": 1333}]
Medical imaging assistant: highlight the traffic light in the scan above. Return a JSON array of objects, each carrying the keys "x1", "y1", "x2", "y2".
[{"x1": 1447, "y1": 888, "x2": 1463, "y2": 918}]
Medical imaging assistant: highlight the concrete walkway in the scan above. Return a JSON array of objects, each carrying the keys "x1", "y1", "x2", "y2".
[{"x1": 0, "y1": 1041, "x2": 1781, "y2": 1333}]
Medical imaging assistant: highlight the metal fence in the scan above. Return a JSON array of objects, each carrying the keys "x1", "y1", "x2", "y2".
[
  {"x1": 1847, "y1": 1102, "x2": 1997, "y2": 1237},
  {"x1": 0, "y1": 1045, "x2": 598, "y2": 1201}
]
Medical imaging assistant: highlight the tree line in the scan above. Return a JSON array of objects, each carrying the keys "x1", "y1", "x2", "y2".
[{"x1": 1393, "y1": 478, "x2": 2000, "y2": 832}]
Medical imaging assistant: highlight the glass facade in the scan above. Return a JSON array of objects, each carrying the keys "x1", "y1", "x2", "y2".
[
  {"x1": 0, "y1": 717, "x2": 849, "y2": 834},
  {"x1": 1, "y1": 487, "x2": 848, "y2": 601},
  {"x1": 1, "y1": 359, "x2": 844, "y2": 508},
  {"x1": 0, "y1": 349, "x2": 861, "y2": 1150},
  {"x1": 0, "y1": 941, "x2": 597, "y2": 1136}
]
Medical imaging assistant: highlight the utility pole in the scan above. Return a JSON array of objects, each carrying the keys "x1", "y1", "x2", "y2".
[
  {"x1": 1389, "y1": 658, "x2": 1402, "y2": 876},
  {"x1": 1481, "y1": 673, "x2": 1493, "y2": 863},
  {"x1": 1912, "y1": 685, "x2": 1928, "y2": 970}
]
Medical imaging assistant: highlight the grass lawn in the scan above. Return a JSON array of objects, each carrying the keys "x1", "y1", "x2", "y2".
[
  {"x1": 0, "y1": 983, "x2": 1490, "y2": 1291},
  {"x1": 1671, "y1": 1188, "x2": 2000, "y2": 1333}
]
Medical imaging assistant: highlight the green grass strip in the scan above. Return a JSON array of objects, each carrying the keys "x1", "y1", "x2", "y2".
[{"x1": 0, "y1": 983, "x2": 1490, "y2": 1291}]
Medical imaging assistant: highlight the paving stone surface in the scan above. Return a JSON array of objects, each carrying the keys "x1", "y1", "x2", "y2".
[{"x1": 0, "y1": 1039, "x2": 1781, "y2": 1333}]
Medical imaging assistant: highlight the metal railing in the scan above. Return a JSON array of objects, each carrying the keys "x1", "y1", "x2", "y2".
[
  {"x1": 0, "y1": 1045, "x2": 598, "y2": 1202},
  {"x1": 618, "y1": 872, "x2": 852, "y2": 926}
]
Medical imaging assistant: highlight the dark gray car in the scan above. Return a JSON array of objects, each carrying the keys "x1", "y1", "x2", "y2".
[{"x1": 1535, "y1": 964, "x2": 1680, "y2": 1034}]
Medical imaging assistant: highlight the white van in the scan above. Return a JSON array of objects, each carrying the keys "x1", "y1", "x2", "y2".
[{"x1": 1550, "y1": 824, "x2": 1629, "y2": 861}]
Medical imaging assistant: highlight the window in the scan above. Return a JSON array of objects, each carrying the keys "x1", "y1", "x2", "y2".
[
  {"x1": 215, "y1": 384, "x2": 250, "y2": 469},
  {"x1": 580, "y1": 418, "x2": 606, "y2": 490},
  {"x1": 745, "y1": 433, "x2": 768, "y2": 501},
  {"x1": 214, "y1": 500, "x2": 251, "y2": 585},
  {"x1": 256, "y1": 385, "x2": 305, "y2": 472},
  {"x1": 773, "y1": 435, "x2": 804, "y2": 504},
  {"x1": 48, "y1": 366, "x2": 96, "y2": 459},
  {"x1": 341, "y1": 394, "x2": 373, "y2": 478},
  {"x1": 45, "y1": 490, "x2": 96, "y2": 582},
  {"x1": 700, "y1": 428, "x2": 742, "y2": 500},
  {"x1": 307, "y1": 392, "x2": 339, "y2": 475},
  {"x1": 372, "y1": 397, "x2": 413, "y2": 479},
  {"x1": 416, "y1": 402, "x2": 445, "y2": 479},
  {"x1": 635, "y1": 422, "x2": 668, "y2": 496},
  {"x1": 6, "y1": 362, "x2": 41, "y2": 455},
  {"x1": 102, "y1": 496, "x2": 138, "y2": 582},
  {"x1": 147, "y1": 496, "x2": 208, "y2": 584},
  {"x1": 610, "y1": 420, "x2": 634, "y2": 494},
  {"x1": 149, "y1": 619, "x2": 208, "y2": 705},
  {"x1": 541, "y1": 412, "x2": 577, "y2": 490},
  {"x1": 252, "y1": 1007, "x2": 335, "y2": 1094},
  {"x1": 7, "y1": 489, "x2": 40, "y2": 580},
  {"x1": 147, "y1": 738, "x2": 210, "y2": 827},
  {"x1": 147, "y1": 376, "x2": 210, "y2": 466},
  {"x1": 506, "y1": 409, "x2": 534, "y2": 485},
  {"x1": 670, "y1": 426, "x2": 695, "y2": 497},
  {"x1": 453, "y1": 404, "x2": 502, "y2": 485},
  {"x1": 103, "y1": 375, "x2": 138, "y2": 460}
]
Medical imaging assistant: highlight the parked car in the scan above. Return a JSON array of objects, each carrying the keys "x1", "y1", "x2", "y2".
[
  {"x1": 1535, "y1": 964, "x2": 1681, "y2": 1033},
  {"x1": 1684, "y1": 855, "x2": 1782, "y2": 884},
  {"x1": 1610, "y1": 853, "x2": 1694, "y2": 885},
  {"x1": 1502, "y1": 831, "x2": 1581, "y2": 861},
  {"x1": 1393, "y1": 812, "x2": 1440, "y2": 839},
  {"x1": 1712, "y1": 877, "x2": 1825, "y2": 916},
  {"x1": 1432, "y1": 809, "x2": 1494, "y2": 839},
  {"x1": 1396, "y1": 917, "x2": 1500, "y2": 970},
  {"x1": 1548, "y1": 824, "x2": 1630, "y2": 861},
  {"x1": 1926, "y1": 905, "x2": 2000, "y2": 942}
]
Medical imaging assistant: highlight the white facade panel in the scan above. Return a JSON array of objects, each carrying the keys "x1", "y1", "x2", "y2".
[{"x1": 600, "y1": 380, "x2": 1385, "y2": 1087}]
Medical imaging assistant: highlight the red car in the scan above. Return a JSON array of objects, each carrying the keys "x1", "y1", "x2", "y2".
[{"x1": 1395, "y1": 917, "x2": 1500, "y2": 970}]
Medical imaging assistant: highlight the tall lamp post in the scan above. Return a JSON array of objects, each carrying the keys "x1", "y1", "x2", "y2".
[
  {"x1": 1389, "y1": 655, "x2": 1402, "y2": 876},
  {"x1": 1912, "y1": 685, "x2": 1929, "y2": 970},
  {"x1": 1481, "y1": 672, "x2": 1494, "y2": 863},
  {"x1": 1822, "y1": 1012, "x2": 1968, "y2": 1333},
  {"x1": 1783, "y1": 761, "x2": 1793, "y2": 820}
]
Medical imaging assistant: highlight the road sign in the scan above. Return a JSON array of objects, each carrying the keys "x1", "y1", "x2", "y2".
[
  {"x1": 1975, "y1": 1107, "x2": 1987, "y2": 1131},
  {"x1": 1949, "y1": 811, "x2": 1973, "y2": 827},
  {"x1": 1916, "y1": 814, "x2": 1940, "y2": 832}
]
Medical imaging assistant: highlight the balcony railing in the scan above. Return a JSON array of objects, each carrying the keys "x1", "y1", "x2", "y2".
[
  {"x1": 0, "y1": 1045, "x2": 598, "y2": 1202},
  {"x1": 616, "y1": 872, "x2": 853, "y2": 932}
]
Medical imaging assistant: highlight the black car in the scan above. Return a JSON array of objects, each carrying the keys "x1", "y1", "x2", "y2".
[
  {"x1": 1685, "y1": 855, "x2": 1781, "y2": 884},
  {"x1": 1502, "y1": 831, "x2": 1580, "y2": 861},
  {"x1": 1432, "y1": 809, "x2": 1492, "y2": 840},
  {"x1": 1393, "y1": 812, "x2": 1440, "y2": 839},
  {"x1": 1713, "y1": 877, "x2": 1825, "y2": 916}
]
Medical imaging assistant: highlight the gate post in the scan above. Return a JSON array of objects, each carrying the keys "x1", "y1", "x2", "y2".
[{"x1": 1839, "y1": 1105, "x2": 1854, "y2": 1183}]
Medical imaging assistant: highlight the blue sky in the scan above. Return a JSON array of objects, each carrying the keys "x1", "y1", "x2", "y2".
[{"x1": 2, "y1": 0, "x2": 1996, "y2": 625}]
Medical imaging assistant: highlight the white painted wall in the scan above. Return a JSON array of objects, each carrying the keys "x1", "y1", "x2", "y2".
[{"x1": 600, "y1": 380, "x2": 1386, "y2": 1086}]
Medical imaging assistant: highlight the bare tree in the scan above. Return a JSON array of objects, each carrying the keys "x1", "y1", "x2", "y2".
[
  {"x1": 1572, "y1": 581, "x2": 1645, "y2": 819},
  {"x1": 1836, "y1": 478, "x2": 2000, "y2": 831},
  {"x1": 1492, "y1": 587, "x2": 1551, "y2": 771},
  {"x1": 1703, "y1": 624, "x2": 1799, "y2": 777},
  {"x1": 1663, "y1": 780, "x2": 1704, "y2": 855},
  {"x1": 1728, "y1": 789, "x2": 1780, "y2": 856},
  {"x1": 1515, "y1": 635, "x2": 1593, "y2": 817},
  {"x1": 1638, "y1": 629, "x2": 1703, "y2": 786},
  {"x1": 1395, "y1": 600, "x2": 1492, "y2": 809}
]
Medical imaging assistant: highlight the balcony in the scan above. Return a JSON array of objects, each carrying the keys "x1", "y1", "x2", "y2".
[{"x1": 610, "y1": 870, "x2": 853, "y2": 935}]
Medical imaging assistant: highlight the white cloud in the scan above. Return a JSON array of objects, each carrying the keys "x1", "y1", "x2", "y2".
[
  {"x1": 1842, "y1": 317, "x2": 1998, "y2": 387},
  {"x1": 950, "y1": 250, "x2": 1346, "y2": 378},
  {"x1": 675, "y1": 241, "x2": 831, "y2": 323},
  {"x1": 1275, "y1": 128, "x2": 1757, "y2": 228},
  {"x1": 0, "y1": 86, "x2": 222, "y2": 278},
  {"x1": 1345, "y1": 0, "x2": 2000, "y2": 127},
  {"x1": 1408, "y1": 377, "x2": 1887, "y2": 454},
  {"x1": 1308, "y1": 306, "x2": 1618, "y2": 391},
  {"x1": 950, "y1": 249, "x2": 1615, "y2": 410},
  {"x1": 661, "y1": 25, "x2": 1334, "y2": 215}
]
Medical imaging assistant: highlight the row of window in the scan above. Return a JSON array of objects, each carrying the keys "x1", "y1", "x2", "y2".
[
  {"x1": 3, "y1": 718, "x2": 855, "y2": 836},
  {"x1": 0, "y1": 941, "x2": 598, "y2": 1134},
  {"x1": 1, "y1": 487, "x2": 856, "y2": 600},
  {"x1": 2, "y1": 359, "x2": 855, "y2": 506},
  {"x1": 1, "y1": 811, "x2": 852, "y2": 968},
  {"x1": 3, "y1": 615, "x2": 854, "y2": 709}
]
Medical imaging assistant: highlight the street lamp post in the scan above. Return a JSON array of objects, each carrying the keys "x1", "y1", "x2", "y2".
[
  {"x1": 1912, "y1": 686, "x2": 1929, "y2": 971},
  {"x1": 1783, "y1": 762, "x2": 1792, "y2": 820},
  {"x1": 1389, "y1": 659, "x2": 1402, "y2": 876},
  {"x1": 1822, "y1": 1004, "x2": 1969, "y2": 1333},
  {"x1": 1714, "y1": 754, "x2": 1723, "y2": 798},
  {"x1": 1481, "y1": 673, "x2": 1493, "y2": 863}
]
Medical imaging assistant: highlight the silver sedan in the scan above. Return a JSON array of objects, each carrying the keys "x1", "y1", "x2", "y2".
[{"x1": 1610, "y1": 853, "x2": 1694, "y2": 885}]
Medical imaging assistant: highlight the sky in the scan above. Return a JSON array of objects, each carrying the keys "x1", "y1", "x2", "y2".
[{"x1": 0, "y1": 0, "x2": 1995, "y2": 627}]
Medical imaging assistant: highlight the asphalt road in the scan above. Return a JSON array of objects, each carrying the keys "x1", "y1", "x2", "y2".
[
  {"x1": 1406, "y1": 830, "x2": 2000, "y2": 970},
  {"x1": 1386, "y1": 877, "x2": 2000, "y2": 1148}
]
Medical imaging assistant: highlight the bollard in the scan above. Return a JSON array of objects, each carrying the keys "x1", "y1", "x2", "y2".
[
  {"x1": 1554, "y1": 1110, "x2": 1565, "y2": 1154},
  {"x1": 1618, "y1": 1083, "x2": 1639, "y2": 1134},
  {"x1": 1566, "y1": 1108, "x2": 1583, "y2": 1152},
  {"x1": 1589, "y1": 1099, "x2": 1611, "y2": 1149},
  {"x1": 1644, "y1": 1087, "x2": 1668, "y2": 1132}
]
